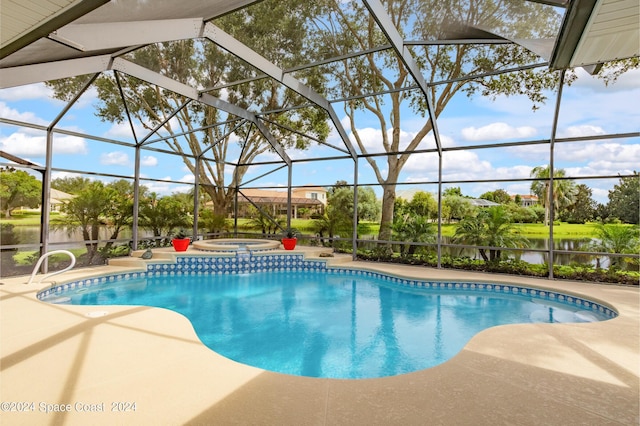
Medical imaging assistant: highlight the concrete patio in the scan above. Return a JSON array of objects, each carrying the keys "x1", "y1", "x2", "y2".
[{"x1": 1, "y1": 249, "x2": 638, "y2": 425}]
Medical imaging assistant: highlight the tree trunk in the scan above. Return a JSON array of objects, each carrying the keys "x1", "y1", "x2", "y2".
[
  {"x1": 104, "y1": 227, "x2": 121, "y2": 250},
  {"x1": 378, "y1": 184, "x2": 397, "y2": 243},
  {"x1": 479, "y1": 249, "x2": 489, "y2": 262},
  {"x1": 545, "y1": 184, "x2": 551, "y2": 226}
]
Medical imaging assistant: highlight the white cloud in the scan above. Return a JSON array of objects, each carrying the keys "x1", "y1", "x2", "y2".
[
  {"x1": 0, "y1": 131, "x2": 87, "y2": 158},
  {"x1": 0, "y1": 82, "x2": 97, "y2": 109},
  {"x1": 0, "y1": 102, "x2": 47, "y2": 125},
  {"x1": 100, "y1": 151, "x2": 129, "y2": 166},
  {"x1": 572, "y1": 67, "x2": 640, "y2": 93},
  {"x1": 461, "y1": 122, "x2": 537, "y2": 141},
  {"x1": 558, "y1": 125, "x2": 606, "y2": 139},
  {"x1": 403, "y1": 150, "x2": 495, "y2": 182},
  {"x1": 591, "y1": 187, "x2": 609, "y2": 202},
  {"x1": 349, "y1": 127, "x2": 427, "y2": 152},
  {"x1": 340, "y1": 115, "x2": 352, "y2": 131},
  {"x1": 0, "y1": 83, "x2": 54, "y2": 102},
  {"x1": 556, "y1": 142, "x2": 640, "y2": 174},
  {"x1": 104, "y1": 121, "x2": 145, "y2": 140},
  {"x1": 141, "y1": 179, "x2": 175, "y2": 195},
  {"x1": 51, "y1": 171, "x2": 92, "y2": 181},
  {"x1": 179, "y1": 174, "x2": 195, "y2": 184},
  {"x1": 141, "y1": 155, "x2": 158, "y2": 167}
]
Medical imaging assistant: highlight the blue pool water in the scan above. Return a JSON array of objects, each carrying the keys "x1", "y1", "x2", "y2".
[{"x1": 42, "y1": 270, "x2": 614, "y2": 379}]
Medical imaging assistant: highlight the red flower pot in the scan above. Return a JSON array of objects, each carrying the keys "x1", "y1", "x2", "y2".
[
  {"x1": 172, "y1": 238, "x2": 190, "y2": 252},
  {"x1": 282, "y1": 237, "x2": 297, "y2": 250}
]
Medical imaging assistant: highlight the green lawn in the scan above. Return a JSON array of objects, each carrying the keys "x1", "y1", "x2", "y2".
[
  {"x1": 2, "y1": 210, "x2": 64, "y2": 226},
  {"x1": 510, "y1": 222, "x2": 602, "y2": 238}
]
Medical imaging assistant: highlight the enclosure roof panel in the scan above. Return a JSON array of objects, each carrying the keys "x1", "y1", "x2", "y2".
[{"x1": 2, "y1": 0, "x2": 636, "y2": 78}]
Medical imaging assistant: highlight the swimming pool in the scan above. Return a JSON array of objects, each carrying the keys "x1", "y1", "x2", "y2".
[{"x1": 38, "y1": 255, "x2": 616, "y2": 379}]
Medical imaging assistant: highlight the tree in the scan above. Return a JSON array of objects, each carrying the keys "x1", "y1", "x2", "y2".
[
  {"x1": 357, "y1": 186, "x2": 381, "y2": 222},
  {"x1": 314, "y1": 181, "x2": 377, "y2": 243},
  {"x1": 313, "y1": 0, "x2": 562, "y2": 242},
  {"x1": 55, "y1": 181, "x2": 115, "y2": 262},
  {"x1": 504, "y1": 203, "x2": 539, "y2": 223},
  {"x1": 245, "y1": 206, "x2": 283, "y2": 235},
  {"x1": 0, "y1": 168, "x2": 42, "y2": 218},
  {"x1": 199, "y1": 209, "x2": 230, "y2": 235},
  {"x1": 407, "y1": 191, "x2": 438, "y2": 220},
  {"x1": 530, "y1": 166, "x2": 577, "y2": 225},
  {"x1": 593, "y1": 203, "x2": 611, "y2": 223},
  {"x1": 101, "y1": 179, "x2": 139, "y2": 251},
  {"x1": 51, "y1": 176, "x2": 92, "y2": 194},
  {"x1": 453, "y1": 206, "x2": 528, "y2": 262},
  {"x1": 586, "y1": 223, "x2": 639, "y2": 270},
  {"x1": 480, "y1": 189, "x2": 512, "y2": 205},
  {"x1": 560, "y1": 184, "x2": 596, "y2": 224},
  {"x1": 607, "y1": 173, "x2": 639, "y2": 224},
  {"x1": 323, "y1": 181, "x2": 380, "y2": 228},
  {"x1": 442, "y1": 196, "x2": 476, "y2": 223},
  {"x1": 392, "y1": 193, "x2": 436, "y2": 256},
  {"x1": 46, "y1": 0, "x2": 329, "y2": 216},
  {"x1": 138, "y1": 193, "x2": 192, "y2": 238},
  {"x1": 392, "y1": 210, "x2": 435, "y2": 257},
  {"x1": 443, "y1": 187, "x2": 464, "y2": 198}
]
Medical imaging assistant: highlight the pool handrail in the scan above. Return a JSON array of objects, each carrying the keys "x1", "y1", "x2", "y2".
[{"x1": 26, "y1": 250, "x2": 76, "y2": 285}]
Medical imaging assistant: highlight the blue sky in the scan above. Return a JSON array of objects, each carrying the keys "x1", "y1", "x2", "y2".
[{"x1": 1, "y1": 67, "x2": 639, "y2": 204}]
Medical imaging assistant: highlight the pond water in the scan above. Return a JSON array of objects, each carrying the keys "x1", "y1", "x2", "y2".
[
  {"x1": 9, "y1": 225, "x2": 610, "y2": 267},
  {"x1": 10, "y1": 226, "x2": 154, "y2": 248}
]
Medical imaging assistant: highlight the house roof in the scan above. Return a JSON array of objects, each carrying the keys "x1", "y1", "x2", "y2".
[
  {"x1": 237, "y1": 188, "x2": 322, "y2": 205},
  {"x1": 469, "y1": 198, "x2": 500, "y2": 207},
  {"x1": 49, "y1": 188, "x2": 74, "y2": 204}
]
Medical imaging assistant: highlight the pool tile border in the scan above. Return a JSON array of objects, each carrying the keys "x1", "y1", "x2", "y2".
[{"x1": 37, "y1": 253, "x2": 617, "y2": 319}]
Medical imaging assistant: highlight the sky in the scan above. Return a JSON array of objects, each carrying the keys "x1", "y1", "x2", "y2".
[{"x1": 1, "y1": 66, "x2": 639, "y2": 204}]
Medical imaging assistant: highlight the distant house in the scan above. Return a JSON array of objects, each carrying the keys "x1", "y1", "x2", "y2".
[
  {"x1": 511, "y1": 194, "x2": 539, "y2": 207},
  {"x1": 235, "y1": 186, "x2": 327, "y2": 219},
  {"x1": 469, "y1": 198, "x2": 500, "y2": 207},
  {"x1": 292, "y1": 186, "x2": 327, "y2": 206},
  {"x1": 49, "y1": 188, "x2": 74, "y2": 211}
]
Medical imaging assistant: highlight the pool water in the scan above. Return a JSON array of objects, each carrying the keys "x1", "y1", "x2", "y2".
[{"x1": 45, "y1": 270, "x2": 612, "y2": 379}]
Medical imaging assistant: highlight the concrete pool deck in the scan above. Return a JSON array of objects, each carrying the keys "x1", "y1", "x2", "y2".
[{"x1": 1, "y1": 247, "x2": 638, "y2": 425}]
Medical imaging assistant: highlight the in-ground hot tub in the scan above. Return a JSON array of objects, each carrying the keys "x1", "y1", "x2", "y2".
[{"x1": 192, "y1": 238, "x2": 280, "y2": 252}]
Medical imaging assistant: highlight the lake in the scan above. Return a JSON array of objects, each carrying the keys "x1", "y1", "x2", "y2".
[{"x1": 8, "y1": 225, "x2": 611, "y2": 267}]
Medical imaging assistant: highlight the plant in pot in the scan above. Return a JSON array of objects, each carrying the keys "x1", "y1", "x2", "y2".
[
  {"x1": 281, "y1": 228, "x2": 298, "y2": 250},
  {"x1": 171, "y1": 229, "x2": 190, "y2": 252}
]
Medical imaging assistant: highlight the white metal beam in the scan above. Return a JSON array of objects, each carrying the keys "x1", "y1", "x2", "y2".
[
  {"x1": 0, "y1": 55, "x2": 112, "y2": 88},
  {"x1": 53, "y1": 18, "x2": 205, "y2": 51},
  {"x1": 111, "y1": 58, "x2": 199, "y2": 99}
]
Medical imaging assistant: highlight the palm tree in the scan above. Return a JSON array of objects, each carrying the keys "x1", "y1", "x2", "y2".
[
  {"x1": 453, "y1": 206, "x2": 528, "y2": 262},
  {"x1": 55, "y1": 181, "x2": 115, "y2": 262},
  {"x1": 138, "y1": 193, "x2": 191, "y2": 239},
  {"x1": 392, "y1": 214, "x2": 435, "y2": 257},
  {"x1": 313, "y1": 204, "x2": 351, "y2": 247},
  {"x1": 586, "y1": 223, "x2": 640, "y2": 269},
  {"x1": 246, "y1": 206, "x2": 283, "y2": 236},
  {"x1": 530, "y1": 166, "x2": 577, "y2": 226}
]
